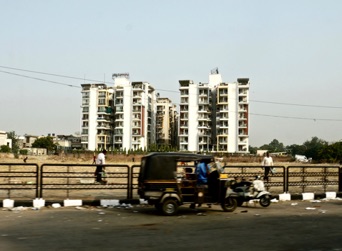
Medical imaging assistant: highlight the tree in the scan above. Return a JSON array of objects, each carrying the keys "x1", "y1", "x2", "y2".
[
  {"x1": 7, "y1": 131, "x2": 19, "y2": 155},
  {"x1": 32, "y1": 136, "x2": 57, "y2": 154},
  {"x1": 303, "y1": 137, "x2": 327, "y2": 161},
  {"x1": 249, "y1": 145, "x2": 258, "y2": 155},
  {"x1": 286, "y1": 144, "x2": 306, "y2": 156},
  {"x1": 260, "y1": 139, "x2": 285, "y2": 153},
  {"x1": 317, "y1": 141, "x2": 342, "y2": 163}
]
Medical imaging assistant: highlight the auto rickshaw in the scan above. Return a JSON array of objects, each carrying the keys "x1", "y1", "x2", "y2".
[{"x1": 138, "y1": 152, "x2": 238, "y2": 216}]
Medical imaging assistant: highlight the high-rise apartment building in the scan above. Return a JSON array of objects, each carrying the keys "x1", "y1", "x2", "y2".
[
  {"x1": 80, "y1": 83, "x2": 114, "y2": 151},
  {"x1": 80, "y1": 70, "x2": 249, "y2": 153},
  {"x1": 156, "y1": 97, "x2": 178, "y2": 148},
  {"x1": 178, "y1": 70, "x2": 250, "y2": 153},
  {"x1": 112, "y1": 73, "x2": 157, "y2": 151}
]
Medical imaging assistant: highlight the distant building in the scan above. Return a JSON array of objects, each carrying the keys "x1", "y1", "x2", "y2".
[
  {"x1": 112, "y1": 74, "x2": 157, "y2": 151},
  {"x1": 20, "y1": 134, "x2": 39, "y2": 148},
  {"x1": 156, "y1": 97, "x2": 178, "y2": 148},
  {"x1": 53, "y1": 135, "x2": 82, "y2": 151},
  {"x1": 80, "y1": 83, "x2": 114, "y2": 151},
  {"x1": 0, "y1": 131, "x2": 12, "y2": 148},
  {"x1": 178, "y1": 70, "x2": 250, "y2": 153}
]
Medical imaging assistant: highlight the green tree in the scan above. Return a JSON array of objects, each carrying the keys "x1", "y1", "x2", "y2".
[
  {"x1": 260, "y1": 139, "x2": 285, "y2": 153},
  {"x1": 249, "y1": 145, "x2": 258, "y2": 155},
  {"x1": 303, "y1": 137, "x2": 327, "y2": 161},
  {"x1": 32, "y1": 136, "x2": 56, "y2": 154},
  {"x1": 286, "y1": 144, "x2": 306, "y2": 156},
  {"x1": 7, "y1": 131, "x2": 19, "y2": 155},
  {"x1": 317, "y1": 141, "x2": 342, "y2": 163}
]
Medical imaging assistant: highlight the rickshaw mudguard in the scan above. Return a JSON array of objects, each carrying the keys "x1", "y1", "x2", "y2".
[{"x1": 160, "y1": 193, "x2": 182, "y2": 204}]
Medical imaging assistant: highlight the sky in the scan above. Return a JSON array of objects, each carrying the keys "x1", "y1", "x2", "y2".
[{"x1": 1, "y1": 0, "x2": 342, "y2": 147}]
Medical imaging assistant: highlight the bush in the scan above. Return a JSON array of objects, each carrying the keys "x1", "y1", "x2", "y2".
[
  {"x1": 19, "y1": 149, "x2": 28, "y2": 155},
  {"x1": 0, "y1": 145, "x2": 11, "y2": 153}
]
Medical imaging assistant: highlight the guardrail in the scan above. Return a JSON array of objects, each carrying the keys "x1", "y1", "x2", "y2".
[
  {"x1": 0, "y1": 163, "x2": 341, "y2": 200},
  {"x1": 0, "y1": 163, "x2": 39, "y2": 199},
  {"x1": 223, "y1": 166, "x2": 286, "y2": 194},
  {"x1": 40, "y1": 164, "x2": 130, "y2": 199},
  {"x1": 287, "y1": 166, "x2": 340, "y2": 193}
]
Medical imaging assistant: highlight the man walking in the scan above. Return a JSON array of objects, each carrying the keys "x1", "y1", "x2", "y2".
[
  {"x1": 95, "y1": 149, "x2": 107, "y2": 184},
  {"x1": 261, "y1": 152, "x2": 273, "y2": 182}
]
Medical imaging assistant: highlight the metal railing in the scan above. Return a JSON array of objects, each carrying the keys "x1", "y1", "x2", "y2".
[
  {"x1": 0, "y1": 163, "x2": 39, "y2": 199},
  {"x1": 0, "y1": 163, "x2": 341, "y2": 200},
  {"x1": 40, "y1": 164, "x2": 130, "y2": 199},
  {"x1": 222, "y1": 166, "x2": 286, "y2": 194},
  {"x1": 287, "y1": 166, "x2": 340, "y2": 193}
]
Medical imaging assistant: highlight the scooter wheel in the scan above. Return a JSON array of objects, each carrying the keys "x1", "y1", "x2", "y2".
[{"x1": 221, "y1": 197, "x2": 237, "y2": 212}]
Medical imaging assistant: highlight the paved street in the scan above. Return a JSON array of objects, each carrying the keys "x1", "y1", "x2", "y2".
[{"x1": 0, "y1": 200, "x2": 341, "y2": 251}]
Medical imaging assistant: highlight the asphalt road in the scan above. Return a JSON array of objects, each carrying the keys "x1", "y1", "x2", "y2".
[{"x1": 0, "y1": 200, "x2": 341, "y2": 251}]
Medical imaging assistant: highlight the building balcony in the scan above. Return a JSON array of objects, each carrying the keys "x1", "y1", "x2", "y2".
[
  {"x1": 198, "y1": 109, "x2": 210, "y2": 113},
  {"x1": 180, "y1": 116, "x2": 189, "y2": 120}
]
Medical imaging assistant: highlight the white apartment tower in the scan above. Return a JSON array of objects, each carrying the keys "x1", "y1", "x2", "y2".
[
  {"x1": 80, "y1": 83, "x2": 114, "y2": 151},
  {"x1": 179, "y1": 70, "x2": 250, "y2": 153},
  {"x1": 156, "y1": 97, "x2": 178, "y2": 148},
  {"x1": 216, "y1": 78, "x2": 249, "y2": 153},
  {"x1": 112, "y1": 73, "x2": 157, "y2": 151}
]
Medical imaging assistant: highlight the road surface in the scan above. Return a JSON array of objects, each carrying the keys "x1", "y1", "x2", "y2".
[{"x1": 0, "y1": 200, "x2": 341, "y2": 251}]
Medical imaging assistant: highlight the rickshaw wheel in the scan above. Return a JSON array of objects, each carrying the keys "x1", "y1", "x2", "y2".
[
  {"x1": 162, "y1": 199, "x2": 178, "y2": 216},
  {"x1": 221, "y1": 197, "x2": 237, "y2": 212}
]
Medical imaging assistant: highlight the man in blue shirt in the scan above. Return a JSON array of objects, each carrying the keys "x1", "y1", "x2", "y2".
[
  {"x1": 195, "y1": 159, "x2": 210, "y2": 185},
  {"x1": 190, "y1": 159, "x2": 211, "y2": 209}
]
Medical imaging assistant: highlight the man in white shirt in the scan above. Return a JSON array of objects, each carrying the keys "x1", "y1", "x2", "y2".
[
  {"x1": 261, "y1": 152, "x2": 273, "y2": 182},
  {"x1": 95, "y1": 149, "x2": 107, "y2": 184}
]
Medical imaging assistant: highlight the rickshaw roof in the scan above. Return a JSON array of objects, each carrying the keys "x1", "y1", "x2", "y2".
[{"x1": 139, "y1": 152, "x2": 214, "y2": 180}]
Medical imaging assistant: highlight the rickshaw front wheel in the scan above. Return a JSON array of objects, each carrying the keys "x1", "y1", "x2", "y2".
[
  {"x1": 162, "y1": 199, "x2": 179, "y2": 216},
  {"x1": 221, "y1": 197, "x2": 237, "y2": 212}
]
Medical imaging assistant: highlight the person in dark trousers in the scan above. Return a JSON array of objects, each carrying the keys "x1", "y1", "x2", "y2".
[
  {"x1": 94, "y1": 150, "x2": 107, "y2": 184},
  {"x1": 261, "y1": 152, "x2": 274, "y2": 182}
]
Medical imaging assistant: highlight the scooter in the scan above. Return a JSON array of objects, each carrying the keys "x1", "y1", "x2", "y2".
[{"x1": 227, "y1": 176, "x2": 271, "y2": 207}]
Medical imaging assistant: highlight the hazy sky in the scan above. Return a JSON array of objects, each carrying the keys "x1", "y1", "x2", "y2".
[{"x1": 1, "y1": 0, "x2": 342, "y2": 147}]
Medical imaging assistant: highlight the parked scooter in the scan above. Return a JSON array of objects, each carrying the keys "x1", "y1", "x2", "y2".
[{"x1": 227, "y1": 176, "x2": 271, "y2": 207}]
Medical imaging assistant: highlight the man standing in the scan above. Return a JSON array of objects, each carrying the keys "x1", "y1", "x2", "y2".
[
  {"x1": 95, "y1": 149, "x2": 107, "y2": 184},
  {"x1": 195, "y1": 159, "x2": 210, "y2": 185},
  {"x1": 261, "y1": 152, "x2": 273, "y2": 182},
  {"x1": 190, "y1": 159, "x2": 211, "y2": 209}
]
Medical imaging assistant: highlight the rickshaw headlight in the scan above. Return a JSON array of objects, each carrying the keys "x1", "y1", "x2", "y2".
[{"x1": 198, "y1": 192, "x2": 204, "y2": 197}]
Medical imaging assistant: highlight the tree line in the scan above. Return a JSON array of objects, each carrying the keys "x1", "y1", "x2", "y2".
[
  {"x1": 249, "y1": 137, "x2": 342, "y2": 163},
  {"x1": 2, "y1": 132, "x2": 342, "y2": 163}
]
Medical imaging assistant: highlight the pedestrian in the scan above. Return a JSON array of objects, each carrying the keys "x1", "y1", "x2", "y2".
[
  {"x1": 195, "y1": 159, "x2": 210, "y2": 186},
  {"x1": 94, "y1": 149, "x2": 107, "y2": 184},
  {"x1": 261, "y1": 152, "x2": 274, "y2": 182},
  {"x1": 190, "y1": 159, "x2": 211, "y2": 209}
]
